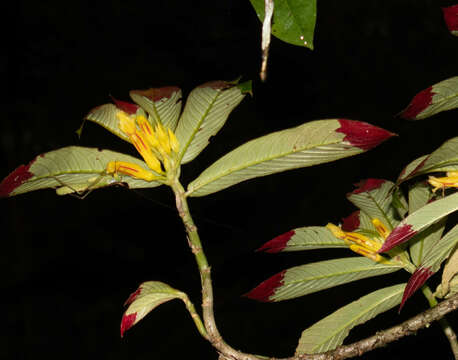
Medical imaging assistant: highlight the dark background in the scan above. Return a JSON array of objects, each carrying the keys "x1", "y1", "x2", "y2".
[{"x1": 2, "y1": 0, "x2": 457, "y2": 359}]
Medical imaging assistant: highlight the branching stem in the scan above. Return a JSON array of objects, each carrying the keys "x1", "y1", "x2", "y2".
[{"x1": 171, "y1": 178, "x2": 458, "y2": 360}]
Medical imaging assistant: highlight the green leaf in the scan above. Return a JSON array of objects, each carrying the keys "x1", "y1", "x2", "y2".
[
  {"x1": 400, "y1": 76, "x2": 458, "y2": 120},
  {"x1": 187, "y1": 119, "x2": 394, "y2": 197},
  {"x1": 439, "y1": 247, "x2": 458, "y2": 298},
  {"x1": 0, "y1": 146, "x2": 161, "y2": 197},
  {"x1": 346, "y1": 179, "x2": 399, "y2": 231},
  {"x1": 268, "y1": 257, "x2": 402, "y2": 302},
  {"x1": 121, "y1": 281, "x2": 184, "y2": 337},
  {"x1": 295, "y1": 283, "x2": 405, "y2": 354},
  {"x1": 175, "y1": 80, "x2": 249, "y2": 164},
  {"x1": 398, "y1": 137, "x2": 458, "y2": 183},
  {"x1": 408, "y1": 182, "x2": 444, "y2": 266},
  {"x1": 421, "y1": 223, "x2": 458, "y2": 273},
  {"x1": 249, "y1": 0, "x2": 317, "y2": 49},
  {"x1": 129, "y1": 86, "x2": 182, "y2": 130},
  {"x1": 380, "y1": 191, "x2": 458, "y2": 253},
  {"x1": 257, "y1": 226, "x2": 347, "y2": 253}
]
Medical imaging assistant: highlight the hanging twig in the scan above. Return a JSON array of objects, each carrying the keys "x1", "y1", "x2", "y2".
[{"x1": 260, "y1": 0, "x2": 274, "y2": 81}]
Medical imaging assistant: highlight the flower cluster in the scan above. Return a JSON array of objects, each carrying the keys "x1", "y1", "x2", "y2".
[
  {"x1": 106, "y1": 110, "x2": 179, "y2": 182},
  {"x1": 428, "y1": 171, "x2": 458, "y2": 193},
  {"x1": 326, "y1": 218, "x2": 392, "y2": 264}
]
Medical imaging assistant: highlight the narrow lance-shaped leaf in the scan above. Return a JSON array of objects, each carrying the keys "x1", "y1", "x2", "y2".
[
  {"x1": 121, "y1": 281, "x2": 185, "y2": 337},
  {"x1": 379, "y1": 191, "x2": 458, "y2": 253},
  {"x1": 0, "y1": 146, "x2": 161, "y2": 197},
  {"x1": 400, "y1": 224, "x2": 458, "y2": 310},
  {"x1": 245, "y1": 257, "x2": 402, "y2": 302},
  {"x1": 408, "y1": 182, "x2": 444, "y2": 266},
  {"x1": 129, "y1": 86, "x2": 182, "y2": 130},
  {"x1": 442, "y1": 5, "x2": 458, "y2": 36},
  {"x1": 346, "y1": 179, "x2": 399, "y2": 230},
  {"x1": 295, "y1": 284, "x2": 405, "y2": 354},
  {"x1": 397, "y1": 137, "x2": 458, "y2": 183},
  {"x1": 257, "y1": 226, "x2": 347, "y2": 253},
  {"x1": 187, "y1": 119, "x2": 395, "y2": 197},
  {"x1": 175, "y1": 80, "x2": 250, "y2": 164},
  {"x1": 249, "y1": 0, "x2": 317, "y2": 49},
  {"x1": 399, "y1": 76, "x2": 458, "y2": 120}
]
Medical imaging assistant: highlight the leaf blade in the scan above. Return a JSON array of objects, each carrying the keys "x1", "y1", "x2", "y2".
[
  {"x1": 295, "y1": 284, "x2": 405, "y2": 354},
  {"x1": 0, "y1": 146, "x2": 161, "y2": 197},
  {"x1": 121, "y1": 281, "x2": 184, "y2": 337},
  {"x1": 246, "y1": 257, "x2": 402, "y2": 302},
  {"x1": 249, "y1": 0, "x2": 317, "y2": 48},
  {"x1": 175, "y1": 80, "x2": 249, "y2": 164},
  {"x1": 188, "y1": 119, "x2": 394, "y2": 197}
]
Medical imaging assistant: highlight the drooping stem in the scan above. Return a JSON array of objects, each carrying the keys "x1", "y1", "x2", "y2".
[{"x1": 422, "y1": 285, "x2": 458, "y2": 359}]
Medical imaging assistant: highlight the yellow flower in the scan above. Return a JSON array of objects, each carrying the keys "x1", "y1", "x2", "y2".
[
  {"x1": 428, "y1": 171, "x2": 458, "y2": 193},
  {"x1": 107, "y1": 110, "x2": 180, "y2": 181},
  {"x1": 326, "y1": 219, "x2": 392, "y2": 264},
  {"x1": 106, "y1": 161, "x2": 158, "y2": 182}
]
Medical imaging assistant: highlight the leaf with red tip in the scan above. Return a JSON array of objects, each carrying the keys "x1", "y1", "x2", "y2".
[
  {"x1": 347, "y1": 179, "x2": 399, "y2": 231},
  {"x1": 442, "y1": 5, "x2": 458, "y2": 36},
  {"x1": 111, "y1": 97, "x2": 139, "y2": 114},
  {"x1": 397, "y1": 137, "x2": 458, "y2": 184},
  {"x1": 380, "y1": 192, "x2": 458, "y2": 253},
  {"x1": 129, "y1": 86, "x2": 182, "y2": 130},
  {"x1": 257, "y1": 226, "x2": 347, "y2": 253},
  {"x1": 336, "y1": 119, "x2": 396, "y2": 150},
  {"x1": 121, "y1": 281, "x2": 184, "y2": 337},
  {"x1": 0, "y1": 146, "x2": 161, "y2": 197},
  {"x1": 341, "y1": 211, "x2": 360, "y2": 231},
  {"x1": 399, "y1": 267, "x2": 434, "y2": 311},
  {"x1": 246, "y1": 257, "x2": 401, "y2": 303},
  {"x1": 244, "y1": 270, "x2": 286, "y2": 302},
  {"x1": 188, "y1": 120, "x2": 394, "y2": 197},
  {"x1": 399, "y1": 77, "x2": 458, "y2": 120},
  {"x1": 0, "y1": 163, "x2": 34, "y2": 197}
]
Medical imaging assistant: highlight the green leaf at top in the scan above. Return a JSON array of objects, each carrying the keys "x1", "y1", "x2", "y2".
[
  {"x1": 174, "y1": 80, "x2": 249, "y2": 165},
  {"x1": 295, "y1": 283, "x2": 405, "y2": 354},
  {"x1": 187, "y1": 119, "x2": 394, "y2": 197},
  {"x1": 0, "y1": 146, "x2": 161, "y2": 197},
  {"x1": 398, "y1": 137, "x2": 458, "y2": 183},
  {"x1": 129, "y1": 86, "x2": 182, "y2": 130},
  {"x1": 250, "y1": 0, "x2": 316, "y2": 49}
]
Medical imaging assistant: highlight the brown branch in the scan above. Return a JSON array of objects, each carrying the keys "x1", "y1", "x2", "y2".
[{"x1": 290, "y1": 292, "x2": 458, "y2": 360}]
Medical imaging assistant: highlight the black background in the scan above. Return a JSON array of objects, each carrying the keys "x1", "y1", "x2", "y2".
[{"x1": 2, "y1": 1, "x2": 458, "y2": 359}]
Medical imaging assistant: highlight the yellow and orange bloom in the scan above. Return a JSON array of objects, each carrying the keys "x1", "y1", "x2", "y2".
[
  {"x1": 107, "y1": 110, "x2": 180, "y2": 181},
  {"x1": 428, "y1": 171, "x2": 458, "y2": 193},
  {"x1": 326, "y1": 218, "x2": 392, "y2": 264}
]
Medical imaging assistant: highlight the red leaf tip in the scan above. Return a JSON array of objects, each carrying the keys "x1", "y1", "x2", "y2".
[
  {"x1": 378, "y1": 224, "x2": 417, "y2": 253},
  {"x1": 399, "y1": 267, "x2": 434, "y2": 312},
  {"x1": 0, "y1": 162, "x2": 34, "y2": 198},
  {"x1": 130, "y1": 86, "x2": 181, "y2": 102},
  {"x1": 256, "y1": 230, "x2": 295, "y2": 253},
  {"x1": 442, "y1": 5, "x2": 458, "y2": 33},
  {"x1": 111, "y1": 96, "x2": 139, "y2": 114},
  {"x1": 351, "y1": 179, "x2": 386, "y2": 195},
  {"x1": 124, "y1": 287, "x2": 142, "y2": 306},
  {"x1": 341, "y1": 211, "x2": 361, "y2": 232},
  {"x1": 336, "y1": 119, "x2": 395, "y2": 150},
  {"x1": 120, "y1": 313, "x2": 137, "y2": 338},
  {"x1": 244, "y1": 270, "x2": 286, "y2": 302},
  {"x1": 400, "y1": 87, "x2": 433, "y2": 120}
]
